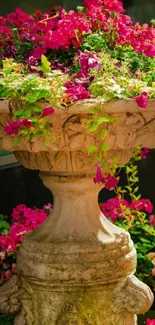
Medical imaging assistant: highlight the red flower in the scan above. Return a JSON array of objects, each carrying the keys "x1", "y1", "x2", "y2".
[
  {"x1": 84, "y1": 0, "x2": 103, "y2": 8},
  {"x1": 4, "y1": 119, "x2": 32, "y2": 136},
  {"x1": 105, "y1": 175, "x2": 119, "y2": 190},
  {"x1": 103, "y1": 0, "x2": 124, "y2": 13},
  {"x1": 4, "y1": 121, "x2": 21, "y2": 136},
  {"x1": 65, "y1": 85, "x2": 90, "y2": 100},
  {"x1": 140, "y1": 147, "x2": 149, "y2": 159},
  {"x1": 149, "y1": 215, "x2": 155, "y2": 226},
  {"x1": 93, "y1": 162, "x2": 105, "y2": 184},
  {"x1": 146, "y1": 320, "x2": 155, "y2": 325},
  {"x1": 135, "y1": 92, "x2": 148, "y2": 109},
  {"x1": 21, "y1": 118, "x2": 32, "y2": 128},
  {"x1": 41, "y1": 106, "x2": 55, "y2": 118}
]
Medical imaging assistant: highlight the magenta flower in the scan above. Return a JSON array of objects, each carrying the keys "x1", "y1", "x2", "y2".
[
  {"x1": 41, "y1": 106, "x2": 55, "y2": 118},
  {"x1": 100, "y1": 196, "x2": 129, "y2": 221},
  {"x1": 84, "y1": 0, "x2": 103, "y2": 8},
  {"x1": 146, "y1": 320, "x2": 155, "y2": 325},
  {"x1": 135, "y1": 91, "x2": 148, "y2": 109},
  {"x1": 4, "y1": 119, "x2": 32, "y2": 136},
  {"x1": 93, "y1": 162, "x2": 105, "y2": 184},
  {"x1": 140, "y1": 147, "x2": 149, "y2": 159},
  {"x1": 149, "y1": 215, "x2": 155, "y2": 226},
  {"x1": 130, "y1": 199, "x2": 153, "y2": 214},
  {"x1": 4, "y1": 121, "x2": 21, "y2": 136},
  {"x1": 105, "y1": 175, "x2": 119, "y2": 190},
  {"x1": 65, "y1": 85, "x2": 90, "y2": 100},
  {"x1": 103, "y1": 0, "x2": 124, "y2": 13},
  {"x1": 21, "y1": 118, "x2": 32, "y2": 128},
  {"x1": 30, "y1": 47, "x2": 46, "y2": 60}
]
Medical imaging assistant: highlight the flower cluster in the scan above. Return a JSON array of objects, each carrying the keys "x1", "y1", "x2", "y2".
[
  {"x1": 4, "y1": 106, "x2": 55, "y2": 137},
  {"x1": 4, "y1": 119, "x2": 32, "y2": 136},
  {"x1": 100, "y1": 193, "x2": 155, "y2": 288},
  {"x1": 0, "y1": 204, "x2": 52, "y2": 284},
  {"x1": 146, "y1": 319, "x2": 155, "y2": 325},
  {"x1": 0, "y1": 0, "x2": 154, "y2": 62},
  {"x1": 100, "y1": 196, "x2": 154, "y2": 222},
  {"x1": 93, "y1": 162, "x2": 119, "y2": 189}
]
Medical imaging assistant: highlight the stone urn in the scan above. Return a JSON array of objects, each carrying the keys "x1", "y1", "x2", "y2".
[{"x1": 0, "y1": 99, "x2": 155, "y2": 325}]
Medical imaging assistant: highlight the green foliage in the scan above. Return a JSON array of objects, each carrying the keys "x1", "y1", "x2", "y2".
[
  {"x1": 114, "y1": 148, "x2": 155, "y2": 289},
  {"x1": 0, "y1": 314, "x2": 14, "y2": 325},
  {"x1": 0, "y1": 215, "x2": 10, "y2": 235},
  {"x1": 116, "y1": 215, "x2": 155, "y2": 287},
  {"x1": 0, "y1": 59, "x2": 69, "y2": 141},
  {"x1": 82, "y1": 31, "x2": 109, "y2": 52},
  {"x1": 88, "y1": 51, "x2": 155, "y2": 101}
]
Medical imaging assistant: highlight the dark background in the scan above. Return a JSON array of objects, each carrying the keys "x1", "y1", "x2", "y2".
[
  {"x1": 0, "y1": 0, "x2": 155, "y2": 216},
  {"x1": 0, "y1": 0, "x2": 155, "y2": 23}
]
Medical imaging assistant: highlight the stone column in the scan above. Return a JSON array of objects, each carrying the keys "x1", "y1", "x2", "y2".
[{"x1": 0, "y1": 174, "x2": 153, "y2": 325}]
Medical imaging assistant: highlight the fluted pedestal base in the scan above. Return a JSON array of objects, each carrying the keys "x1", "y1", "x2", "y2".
[{"x1": 0, "y1": 175, "x2": 153, "y2": 325}]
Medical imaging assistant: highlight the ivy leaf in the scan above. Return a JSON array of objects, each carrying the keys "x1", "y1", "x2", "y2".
[
  {"x1": 41, "y1": 55, "x2": 51, "y2": 74},
  {"x1": 101, "y1": 161, "x2": 107, "y2": 168},
  {"x1": 97, "y1": 116, "x2": 110, "y2": 125},
  {"x1": 25, "y1": 93, "x2": 37, "y2": 103},
  {"x1": 101, "y1": 144, "x2": 109, "y2": 152},
  {"x1": 88, "y1": 145, "x2": 97, "y2": 155},
  {"x1": 88, "y1": 124, "x2": 98, "y2": 132},
  {"x1": 90, "y1": 107, "x2": 101, "y2": 114}
]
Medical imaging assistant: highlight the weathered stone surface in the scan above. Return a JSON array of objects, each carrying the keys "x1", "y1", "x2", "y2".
[{"x1": 0, "y1": 99, "x2": 154, "y2": 324}]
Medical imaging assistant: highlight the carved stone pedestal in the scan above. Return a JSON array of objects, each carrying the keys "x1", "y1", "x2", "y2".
[
  {"x1": 0, "y1": 175, "x2": 153, "y2": 325},
  {"x1": 0, "y1": 99, "x2": 155, "y2": 324}
]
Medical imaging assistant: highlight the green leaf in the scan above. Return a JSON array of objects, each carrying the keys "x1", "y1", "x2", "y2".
[
  {"x1": 101, "y1": 161, "x2": 107, "y2": 168},
  {"x1": 88, "y1": 145, "x2": 97, "y2": 155},
  {"x1": 41, "y1": 55, "x2": 51, "y2": 74},
  {"x1": 88, "y1": 124, "x2": 98, "y2": 132},
  {"x1": 101, "y1": 144, "x2": 110, "y2": 152},
  {"x1": 13, "y1": 136, "x2": 20, "y2": 145},
  {"x1": 97, "y1": 116, "x2": 110, "y2": 125},
  {"x1": 25, "y1": 93, "x2": 37, "y2": 103},
  {"x1": 90, "y1": 107, "x2": 101, "y2": 114}
]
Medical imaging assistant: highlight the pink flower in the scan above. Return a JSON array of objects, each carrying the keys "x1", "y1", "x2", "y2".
[
  {"x1": 140, "y1": 147, "x2": 149, "y2": 159},
  {"x1": 29, "y1": 47, "x2": 46, "y2": 59},
  {"x1": 5, "y1": 270, "x2": 12, "y2": 280},
  {"x1": 4, "y1": 119, "x2": 32, "y2": 136},
  {"x1": 4, "y1": 120, "x2": 21, "y2": 136},
  {"x1": 12, "y1": 263, "x2": 17, "y2": 273},
  {"x1": 135, "y1": 92, "x2": 148, "y2": 109},
  {"x1": 149, "y1": 215, "x2": 155, "y2": 226},
  {"x1": 103, "y1": 0, "x2": 124, "y2": 13},
  {"x1": 43, "y1": 203, "x2": 53, "y2": 211},
  {"x1": 41, "y1": 106, "x2": 55, "y2": 118},
  {"x1": 0, "y1": 251, "x2": 5, "y2": 260},
  {"x1": 65, "y1": 85, "x2": 90, "y2": 100},
  {"x1": 100, "y1": 196, "x2": 129, "y2": 221},
  {"x1": 2, "y1": 263, "x2": 9, "y2": 269},
  {"x1": 21, "y1": 118, "x2": 32, "y2": 128},
  {"x1": 105, "y1": 175, "x2": 119, "y2": 190},
  {"x1": 84, "y1": 0, "x2": 103, "y2": 8},
  {"x1": 93, "y1": 162, "x2": 105, "y2": 184},
  {"x1": 146, "y1": 320, "x2": 155, "y2": 325},
  {"x1": 130, "y1": 199, "x2": 153, "y2": 214}
]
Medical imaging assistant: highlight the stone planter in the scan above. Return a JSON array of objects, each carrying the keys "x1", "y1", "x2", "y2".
[{"x1": 0, "y1": 99, "x2": 155, "y2": 325}]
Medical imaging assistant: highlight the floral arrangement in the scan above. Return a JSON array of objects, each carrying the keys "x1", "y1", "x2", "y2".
[
  {"x1": 0, "y1": 203, "x2": 52, "y2": 284},
  {"x1": 0, "y1": 0, "x2": 155, "y2": 165}
]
